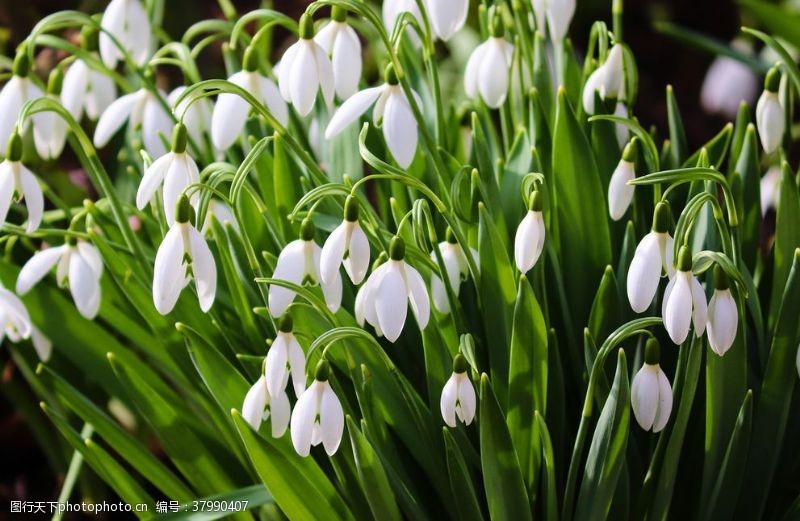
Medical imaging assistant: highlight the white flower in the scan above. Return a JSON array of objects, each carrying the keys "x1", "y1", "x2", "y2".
[
  {"x1": 31, "y1": 326, "x2": 52, "y2": 362},
  {"x1": 756, "y1": 68, "x2": 784, "y2": 154},
  {"x1": 291, "y1": 360, "x2": 344, "y2": 456},
  {"x1": 354, "y1": 237, "x2": 430, "y2": 343},
  {"x1": 582, "y1": 67, "x2": 605, "y2": 115},
  {"x1": 136, "y1": 124, "x2": 200, "y2": 226},
  {"x1": 582, "y1": 44, "x2": 625, "y2": 115},
  {"x1": 662, "y1": 246, "x2": 707, "y2": 345},
  {"x1": 99, "y1": 0, "x2": 152, "y2": 68},
  {"x1": 627, "y1": 203, "x2": 675, "y2": 313},
  {"x1": 16, "y1": 240, "x2": 103, "y2": 320},
  {"x1": 440, "y1": 355, "x2": 476, "y2": 427},
  {"x1": 211, "y1": 54, "x2": 287, "y2": 150},
  {"x1": 700, "y1": 40, "x2": 758, "y2": 119},
  {"x1": 314, "y1": 9, "x2": 362, "y2": 100},
  {"x1": 0, "y1": 55, "x2": 42, "y2": 149},
  {"x1": 268, "y1": 219, "x2": 342, "y2": 318},
  {"x1": 320, "y1": 196, "x2": 370, "y2": 285},
  {"x1": 431, "y1": 235, "x2": 478, "y2": 314},
  {"x1": 631, "y1": 339, "x2": 673, "y2": 432},
  {"x1": 62, "y1": 59, "x2": 117, "y2": 122},
  {"x1": 707, "y1": 267, "x2": 738, "y2": 356},
  {"x1": 425, "y1": 0, "x2": 469, "y2": 41},
  {"x1": 613, "y1": 101, "x2": 629, "y2": 148},
  {"x1": 464, "y1": 33, "x2": 514, "y2": 109},
  {"x1": 201, "y1": 199, "x2": 238, "y2": 235},
  {"x1": 0, "y1": 283, "x2": 32, "y2": 344},
  {"x1": 242, "y1": 374, "x2": 290, "y2": 438},
  {"x1": 514, "y1": 191, "x2": 545, "y2": 273},
  {"x1": 264, "y1": 315, "x2": 306, "y2": 398},
  {"x1": 32, "y1": 70, "x2": 69, "y2": 161},
  {"x1": 0, "y1": 134, "x2": 44, "y2": 233},
  {"x1": 94, "y1": 87, "x2": 173, "y2": 158},
  {"x1": 760, "y1": 166, "x2": 781, "y2": 216},
  {"x1": 278, "y1": 15, "x2": 334, "y2": 117},
  {"x1": 152, "y1": 196, "x2": 217, "y2": 315},
  {"x1": 608, "y1": 141, "x2": 637, "y2": 221},
  {"x1": 531, "y1": 0, "x2": 547, "y2": 33},
  {"x1": 325, "y1": 65, "x2": 420, "y2": 168},
  {"x1": 546, "y1": 0, "x2": 576, "y2": 41},
  {"x1": 169, "y1": 87, "x2": 212, "y2": 151},
  {"x1": 383, "y1": 0, "x2": 425, "y2": 48}
]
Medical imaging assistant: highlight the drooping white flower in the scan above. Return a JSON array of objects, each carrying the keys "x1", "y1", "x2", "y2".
[
  {"x1": 211, "y1": 49, "x2": 288, "y2": 151},
  {"x1": 631, "y1": 339, "x2": 673, "y2": 432},
  {"x1": 464, "y1": 29, "x2": 514, "y2": 109},
  {"x1": 425, "y1": 0, "x2": 469, "y2": 41},
  {"x1": 278, "y1": 15, "x2": 334, "y2": 117},
  {"x1": 99, "y1": 0, "x2": 152, "y2": 68},
  {"x1": 700, "y1": 39, "x2": 758, "y2": 119},
  {"x1": 31, "y1": 326, "x2": 52, "y2": 362},
  {"x1": 608, "y1": 140, "x2": 637, "y2": 221},
  {"x1": 354, "y1": 236, "x2": 430, "y2": 342},
  {"x1": 325, "y1": 64, "x2": 420, "y2": 168},
  {"x1": 242, "y1": 374, "x2": 290, "y2": 438},
  {"x1": 707, "y1": 266, "x2": 738, "y2": 356},
  {"x1": 546, "y1": 0, "x2": 576, "y2": 42},
  {"x1": 0, "y1": 283, "x2": 32, "y2": 344},
  {"x1": 0, "y1": 52, "x2": 42, "y2": 149},
  {"x1": 16, "y1": 240, "x2": 103, "y2": 320},
  {"x1": 94, "y1": 86, "x2": 173, "y2": 158},
  {"x1": 152, "y1": 196, "x2": 217, "y2": 315},
  {"x1": 431, "y1": 232, "x2": 478, "y2": 314},
  {"x1": 268, "y1": 219, "x2": 342, "y2": 318},
  {"x1": 314, "y1": 8, "x2": 362, "y2": 100},
  {"x1": 136, "y1": 123, "x2": 200, "y2": 226},
  {"x1": 0, "y1": 132, "x2": 44, "y2": 233},
  {"x1": 62, "y1": 27, "x2": 117, "y2": 122},
  {"x1": 514, "y1": 191, "x2": 546, "y2": 273},
  {"x1": 169, "y1": 86, "x2": 212, "y2": 151},
  {"x1": 440, "y1": 354, "x2": 476, "y2": 427},
  {"x1": 627, "y1": 202, "x2": 675, "y2": 313},
  {"x1": 264, "y1": 315, "x2": 306, "y2": 398},
  {"x1": 291, "y1": 360, "x2": 344, "y2": 456},
  {"x1": 760, "y1": 165, "x2": 781, "y2": 216},
  {"x1": 320, "y1": 196, "x2": 370, "y2": 286},
  {"x1": 581, "y1": 67, "x2": 605, "y2": 115},
  {"x1": 32, "y1": 69, "x2": 69, "y2": 161},
  {"x1": 382, "y1": 0, "x2": 425, "y2": 47},
  {"x1": 662, "y1": 246, "x2": 707, "y2": 345},
  {"x1": 582, "y1": 44, "x2": 625, "y2": 115},
  {"x1": 613, "y1": 101, "x2": 629, "y2": 148},
  {"x1": 755, "y1": 67, "x2": 785, "y2": 154}
]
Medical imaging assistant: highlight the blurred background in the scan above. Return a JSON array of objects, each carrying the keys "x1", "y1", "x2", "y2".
[{"x1": 0, "y1": 0, "x2": 794, "y2": 516}]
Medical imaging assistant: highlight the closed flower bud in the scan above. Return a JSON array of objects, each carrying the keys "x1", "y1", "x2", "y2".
[
  {"x1": 264, "y1": 315, "x2": 307, "y2": 398},
  {"x1": 627, "y1": 202, "x2": 675, "y2": 313},
  {"x1": 314, "y1": 11, "x2": 362, "y2": 99},
  {"x1": 440, "y1": 354, "x2": 476, "y2": 427},
  {"x1": 755, "y1": 67, "x2": 785, "y2": 154},
  {"x1": 278, "y1": 15, "x2": 335, "y2": 117},
  {"x1": 631, "y1": 339, "x2": 673, "y2": 432},
  {"x1": 662, "y1": 246, "x2": 707, "y2": 345},
  {"x1": 430, "y1": 231, "x2": 478, "y2": 314},
  {"x1": 514, "y1": 191, "x2": 545, "y2": 273},
  {"x1": 320, "y1": 197, "x2": 370, "y2": 285},
  {"x1": 426, "y1": 0, "x2": 469, "y2": 41},
  {"x1": 464, "y1": 35, "x2": 515, "y2": 109},
  {"x1": 607, "y1": 140, "x2": 637, "y2": 221},
  {"x1": 707, "y1": 266, "x2": 738, "y2": 356}
]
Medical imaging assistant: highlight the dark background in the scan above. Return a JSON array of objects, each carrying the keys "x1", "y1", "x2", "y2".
[{"x1": 0, "y1": 0, "x2": 755, "y2": 516}]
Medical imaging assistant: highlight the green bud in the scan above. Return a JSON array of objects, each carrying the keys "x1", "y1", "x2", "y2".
[
  {"x1": 344, "y1": 195, "x2": 359, "y2": 222},
  {"x1": 315, "y1": 358, "x2": 331, "y2": 381},
  {"x1": 644, "y1": 337, "x2": 660, "y2": 365},
  {"x1": 389, "y1": 236, "x2": 405, "y2": 261},
  {"x1": 528, "y1": 190, "x2": 543, "y2": 212},
  {"x1": 331, "y1": 5, "x2": 347, "y2": 22},
  {"x1": 47, "y1": 67, "x2": 64, "y2": 95},
  {"x1": 384, "y1": 63, "x2": 399, "y2": 85},
  {"x1": 300, "y1": 218, "x2": 316, "y2": 241},
  {"x1": 490, "y1": 13, "x2": 504, "y2": 38},
  {"x1": 445, "y1": 227, "x2": 457, "y2": 244},
  {"x1": 6, "y1": 131, "x2": 23, "y2": 162},
  {"x1": 452, "y1": 353, "x2": 469, "y2": 373},
  {"x1": 171, "y1": 123, "x2": 188, "y2": 153},
  {"x1": 765, "y1": 66, "x2": 781, "y2": 93},
  {"x1": 299, "y1": 13, "x2": 315, "y2": 39},
  {"x1": 621, "y1": 137, "x2": 638, "y2": 163},
  {"x1": 66, "y1": 235, "x2": 78, "y2": 246},
  {"x1": 676, "y1": 245, "x2": 692, "y2": 272},
  {"x1": 12, "y1": 46, "x2": 31, "y2": 77},
  {"x1": 277, "y1": 314, "x2": 294, "y2": 333},
  {"x1": 652, "y1": 201, "x2": 671, "y2": 234},
  {"x1": 175, "y1": 195, "x2": 195, "y2": 224},
  {"x1": 713, "y1": 264, "x2": 730, "y2": 291},
  {"x1": 80, "y1": 24, "x2": 100, "y2": 52}
]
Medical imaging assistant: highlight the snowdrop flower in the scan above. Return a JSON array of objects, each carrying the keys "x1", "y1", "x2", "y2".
[
  {"x1": 355, "y1": 237, "x2": 430, "y2": 342},
  {"x1": 62, "y1": 26, "x2": 117, "y2": 122},
  {"x1": 608, "y1": 139, "x2": 637, "y2": 221},
  {"x1": 325, "y1": 64, "x2": 420, "y2": 168},
  {"x1": 662, "y1": 246, "x2": 707, "y2": 345},
  {"x1": 627, "y1": 202, "x2": 675, "y2": 313},
  {"x1": 756, "y1": 67, "x2": 785, "y2": 154},
  {"x1": 760, "y1": 165, "x2": 781, "y2": 215},
  {"x1": 242, "y1": 374, "x2": 290, "y2": 438},
  {"x1": 0, "y1": 132, "x2": 44, "y2": 233},
  {"x1": 707, "y1": 266, "x2": 738, "y2": 356},
  {"x1": 320, "y1": 196, "x2": 370, "y2": 285},
  {"x1": 211, "y1": 47, "x2": 287, "y2": 150},
  {"x1": 582, "y1": 66, "x2": 605, "y2": 115},
  {"x1": 31, "y1": 326, "x2": 52, "y2": 362},
  {"x1": 464, "y1": 19, "x2": 514, "y2": 109},
  {"x1": 546, "y1": 0, "x2": 576, "y2": 41},
  {"x1": 431, "y1": 229, "x2": 478, "y2": 314},
  {"x1": 514, "y1": 191, "x2": 545, "y2": 273},
  {"x1": 94, "y1": 83, "x2": 173, "y2": 158},
  {"x1": 631, "y1": 338, "x2": 673, "y2": 432},
  {"x1": 0, "y1": 282, "x2": 32, "y2": 344},
  {"x1": 265, "y1": 315, "x2": 306, "y2": 398},
  {"x1": 268, "y1": 219, "x2": 342, "y2": 318},
  {"x1": 582, "y1": 44, "x2": 624, "y2": 115},
  {"x1": 426, "y1": 0, "x2": 469, "y2": 41},
  {"x1": 16, "y1": 239, "x2": 103, "y2": 320},
  {"x1": 0, "y1": 51, "x2": 43, "y2": 149},
  {"x1": 314, "y1": 7, "x2": 362, "y2": 100},
  {"x1": 136, "y1": 123, "x2": 199, "y2": 226},
  {"x1": 383, "y1": 0, "x2": 425, "y2": 47},
  {"x1": 169, "y1": 87, "x2": 212, "y2": 150},
  {"x1": 152, "y1": 196, "x2": 217, "y2": 315},
  {"x1": 613, "y1": 101, "x2": 629, "y2": 148},
  {"x1": 700, "y1": 39, "x2": 758, "y2": 119},
  {"x1": 32, "y1": 69, "x2": 69, "y2": 160},
  {"x1": 99, "y1": 0, "x2": 152, "y2": 68},
  {"x1": 278, "y1": 14, "x2": 334, "y2": 117},
  {"x1": 291, "y1": 359, "x2": 344, "y2": 456},
  {"x1": 440, "y1": 354, "x2": 476, "y2": 427}
]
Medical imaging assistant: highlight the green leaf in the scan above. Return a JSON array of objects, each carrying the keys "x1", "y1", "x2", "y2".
[
  {"x1": 500, "y1": 129, "x2": 532, "y2": 229},
  {"x1": 479, "y1": 374, "x2": 532, "y2": 521},
  {"x1": 588, "y1": 266, "x2": 623, "y2": 345},
  {"x1": 346, "y1": 417, "x2": 401, "y2": 521},
  {"x1": 535, "y1": 412, "x2": 559, "y2": 521},
  {"x1": 575, "y1": 349, "x2": 630, "y2": 521},
  {"x1": 443, "y1": 428, "x2": 485, "y2": 521},
  {"x1": 769, "y1": 163, "x2": 800, "y2": 329},
  {"x1": 653, "y1": 21, "x2": 768, "y2": 72},
  {"x1": 665, "y1": 85, "x2": 688, "y2": 169},
  {"x1": 153, "y1": 485, "x2": 274, "y2": 520},
  {"x1": 683, "y1": 123, "x2": 733, "y2": 169},
  {"x1": 740, "y1": 0, "x2": 800, "y2": 50},
  {"x1": 272, "y1": 132, "x2": 299, "y2": 240},
  {"x1": 730, "y1": 124, "x2": 761, "y2": 269}
]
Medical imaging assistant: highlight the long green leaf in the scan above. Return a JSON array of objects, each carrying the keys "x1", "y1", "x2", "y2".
[{"x1": 346, "y1": 417, "x2": 402, "y2": 521}]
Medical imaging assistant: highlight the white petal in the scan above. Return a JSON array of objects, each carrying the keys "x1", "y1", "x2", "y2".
[
  {"x1": 0, "y1": 288, "x2": 32, "y2": 339},
  {"x1": 546, "y1": 0, "x2": 576, "y2": 41},
  {"x1": 325, "y1": 86, "x2": 382, "y2": 139},
  {"x1": 382, "y1": 91, "x2": 417, "y2": 168},
  {"x1": 321, "y1": 267, "x2": 343, "y2": 313},
  {"x1": 375, "y1": 263, "x2": 408, "y2": 342},
  {"x1": 756, "y1": 91, "x2": 784, "y2": 154},
  {"x1": 188, "y1": 226, "x2": 216, "y2": 312},
  {"x1": 211, "y1": 71, "x2": 252, "y2": 150},
  {"x1": 608, "y1": 160, "x2": 635, "y2": 221},
  {"x1": 514, "y1": 211, "x2": 544, "y2": 273},
  {"x1": 161, "y1": 154, "x2": 195, "y2": 226},
  {"x1": 690, "y1": 275, "x2": 708, "y2": 337},
  {"x1": 94, "y1": 91, "x2": 138, "y2": 148},
  {"x1": 0, "y1": 78, "x2": 25, "y2": 146},
  {"x1": 627, "y1": 233, "x2": 662, "y2": 313},
  {"x1": 664, "y1": 273, "x2": 693, "y2": 345},
  {"x1": 31, "y1": 326, "x2": 52, "y2": 362},
  {"x1": 16, "y1": 246, "x2": 64, "y2": 294},
  {"x1": 661, "y1": 233, "x2": 676, "y2": 279},
  {"x1": 99, "y1": 0, "x2": 126, "y2": 67},
  {"x1": 313, "y1": 43, "x2": 335, "y2": 107},
  {"x1": 126, "y1": 0, "x2": 152, "y2": 65},
  {"x1": 431, "y1": 275, "x2": 450, "y2": 314},
  {"x1": 428, "y1": 0, "x2": 468, "y2": 41},
  {"x1": 457, "y1": 375, "x2": 476, "y2": 425},
  {"x1": 258, "y1": 76, "x2": 289, "y2": 128},
  {"x1": 652, "y1": 368, "x2": 673, "y2": 432},
  {"x1": 141, "y1": 97, "x2": 171, "y2": 158},
  {"x1": 440, "y1": 374, "x2": 458, "y2": 427},
  {"x1": 332, "y1": 25, "x2": 362, "y2": 99},
  {"x1": 631, "y1": 365, "x2": 658, "y2": 431},
  {"x1": 242, "y1": 376, "x2": 268, "y2": 429},
  {"x1": 69, "y1": 250, "x2": 101, "y2": 319},
  {"x1": 268, "y1": 240, "x2": 306, "y2": 317},
  {"x1": 278, "y1": 43, "x2": 300, "y2": 102},
  {"x1": 464, "y1": 42, "x2": 489, "y2": 100},
  {"x1": 287, "y1": 335, "x2": 307, "y2": 397},
  {"x1": 601, "y1": 45, "x2": 625, "y2": 100},
  {"x1": 319, "y1": 383, "x2": 344, "y2": 455},
  {"x1": 19, "y1": 166, "x2": 44, "y2": 233},
  {"x1": 269, "y1": 389, "x2": 291, "y2": 438},
  {"x1": 405, "y1": 264, "x2": 430, "y2": 330},
  {"x1": 0, "y1": 163, "x2": 13, "y2": 227},
  {"x1": 291, "y1": 381, "x2": 320, "y2": 456},
  {"x1": 77, "y1": 242, "x2": 103, "y2": 277},
  {"x1": 87, "y1": 70, "x2": 118, "y2": 121},
  {"x1": 136, "y1": 153, "x2": 173, "y2": 210},
  {"x1": 265, "y1": 337, "x2": 289, "y2": 397},
  {"x1": 343, "y1": 223, "x2": 370, "y2": 285},
  {"x1": 707, "y1": 290, "x2": 738, "y2": 356},
  {"x1": 478, "y1": 39, "x2": 511, "y2": 108},
  {"x1": 152, "y1": 225, "x2": 186, "y2": 315},
  {"x1": 319, "y1": 222, "x2": 347, "y2": 285},
  {"x1": 289, "y1": 42, "x2": 320, "y2": 117},
  {"x1": 314, "y1": 22, "x2": 337, "y2": 53}
]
